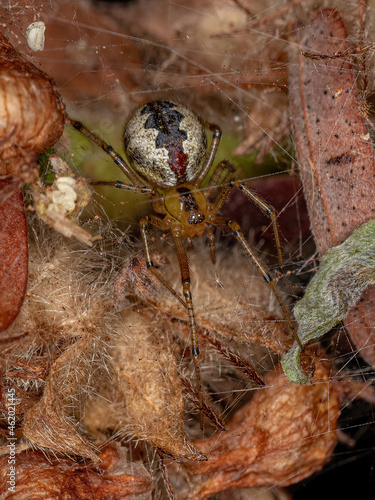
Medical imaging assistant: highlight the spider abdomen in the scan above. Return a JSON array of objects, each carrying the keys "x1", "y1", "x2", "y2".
[{"x1": 123, "y1": 100, "x2": 207, "y2": 188}]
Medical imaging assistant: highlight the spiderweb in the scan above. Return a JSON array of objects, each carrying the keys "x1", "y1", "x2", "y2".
[{"x1": 1, "y1": 1, "x2": 375, "y2": 499}]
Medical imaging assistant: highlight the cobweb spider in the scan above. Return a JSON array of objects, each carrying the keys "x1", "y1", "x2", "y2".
[{"x1": 70, "y1": 100, "x2": 297, "y2": 417}]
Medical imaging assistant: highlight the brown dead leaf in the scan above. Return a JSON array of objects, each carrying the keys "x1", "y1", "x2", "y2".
[
  {"x1": 0, "y1": 444, "x2": 152, "y2": 499},
  {"x1": 289, "y1": 9, "x2": 375, "y2": 367},
  {"x1": 180, "y1": 360, "x2": 339, "y2": 499}
]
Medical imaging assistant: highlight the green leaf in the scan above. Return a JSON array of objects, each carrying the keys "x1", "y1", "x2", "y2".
[{"x1": 282, "y1": 220, "x2": 375, "y2": 383}]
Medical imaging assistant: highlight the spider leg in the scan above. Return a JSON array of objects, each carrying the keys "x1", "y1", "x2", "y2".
[
  {"x1": 206, "y1": 160, "x2": 236, "y2": 190},
  {"x1": 69, "y1": 118, "x2": 143, "y2": 187},
  {"x1": 141, "y1": 216, "x2": 205, "y2": 421},
  {"x1": 139, "y1": 215, "x2": 186, "y2": 309},
  {"x1": 205, "y1": 225, "x2": 216, "y2": 264},
  {"x1": 208, "y1": 215, "x2": 301, "y2": 347},
  {"x1": 171, "y1": 230, "x2": 204, "y2": 420},
  {"x1": 90, "y1": 180, "x2": 154, "y2": 196},
  {"x1": 195, "y1": 123, "x2": 222, "y2": 184},
  {"x1": 210, "y1": 175, "x2": 284, "y2": 267}
]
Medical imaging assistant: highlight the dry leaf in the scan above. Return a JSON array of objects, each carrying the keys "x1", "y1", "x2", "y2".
[
  {"x1": 179, "y1": 360, "x2": 339, "y2": 499},
  {"x1": 0, "y1": 444, "x2": 152, "y2": 499}
]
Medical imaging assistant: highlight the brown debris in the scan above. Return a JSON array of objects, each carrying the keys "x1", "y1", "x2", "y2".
[
  {"x1": 0, "y1": 228, "x2": 114, "y2": 462},
  {"x1": 22, "y1": 335, "x2": 100, "y2": 462},
  {"x1": 179, "y1": 360, "x2": 339, "y2": 499},
  {"x1": 199, "y1": 327, "x2": 266, "y2": 387},
  {"x1": 331, "y1": 374, "x2": 375, "y2": 406},
  {"x1": 180, "y1": 374, "x2": 226, "y2": 433},
  {"x1": 0, "y1": 444, "x2": 152, "y2": 499},
  {"x1": 0, "y1": 32, "x2": 65, "y2": 183},
  {"x1": 0, "y1": 31, "x2": 65, "y2": 333},
  {"x1": 31, "y1": 155, "x2": 95, "y2": 246},
  {"x1": 114, "y1": 246, "x2": 291, "y2": 357},
  {"x1": 86, "y1": 310, "x2": 206, "y2": 462},
  {"x1": 110, "y1": 243, "x2": 292, "y2": 431}
]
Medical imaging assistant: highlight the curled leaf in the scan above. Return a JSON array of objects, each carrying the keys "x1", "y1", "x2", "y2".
[
  {"x1": 282, "y1": 220, "x2": 375, "y2": 383},
  {"x1": 180, "y1": 361, "x2": 339, "y2": 499},
  {"x1": 0, "y1": 444, "x2": 152, "y2": 499}
]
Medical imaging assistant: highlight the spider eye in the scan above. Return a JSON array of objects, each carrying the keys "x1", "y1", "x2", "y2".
[{"x1": 123, "y1": 100, "x2": 207, "y2": 188}]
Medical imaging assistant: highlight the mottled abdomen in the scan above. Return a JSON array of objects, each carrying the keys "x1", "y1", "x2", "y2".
[{"x1": 123, "y1": 100, "x2": 207, "y2": 188}]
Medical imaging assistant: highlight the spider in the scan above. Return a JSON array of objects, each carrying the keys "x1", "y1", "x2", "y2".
[{"x1": 69, "y1": 100, "x2": 297, "y2": 415}]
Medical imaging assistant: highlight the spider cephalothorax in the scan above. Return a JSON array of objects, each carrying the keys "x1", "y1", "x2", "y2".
[{"x1": 70, "y1": 99, "x2": 297, "y2": 418}]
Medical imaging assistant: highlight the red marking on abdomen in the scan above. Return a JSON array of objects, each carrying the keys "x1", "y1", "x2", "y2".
[{"x1": 168, "y1": 144, "x2": 188, "y2": 182}]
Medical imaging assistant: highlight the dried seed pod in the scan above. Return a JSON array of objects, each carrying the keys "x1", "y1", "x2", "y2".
[
  {"x1": 86, "y1": 310, "x2": 206, "y2": 462},
  {"x1": 0, "y1": 32, "x2": 65, "y2": 183}
]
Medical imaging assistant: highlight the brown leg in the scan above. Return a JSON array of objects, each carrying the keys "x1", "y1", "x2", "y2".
[
  {"x1": 205, "y1": 225, "x2": 216, "y2": 265},
  {"x1": 139, "y1": 215, "x2": 186, "y2": 309},
  {"x1": 140, "y1": 217, "x2": 205, "y2": 423},
  {"x1": 210, "y1": 177, "x2": 284, "y2": 267},
  {"x1": 171, "y1": 230, "x2": 204, "y2": 423},
  {"x1": 206, "y1": 160, "x2": 235, "y2": 190},
  {"x1": 196, "y1": 123, "x2": 222, "y2": 184},
  {"x1": 90, "y1": 180, "x2": 154, "y2": 196},
  {"x1": 69, "y1": 118, "x2": 143, "y2": 186},
  {"x1": 208, "y1": 215, "x2": 301, "y2": 347}
]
